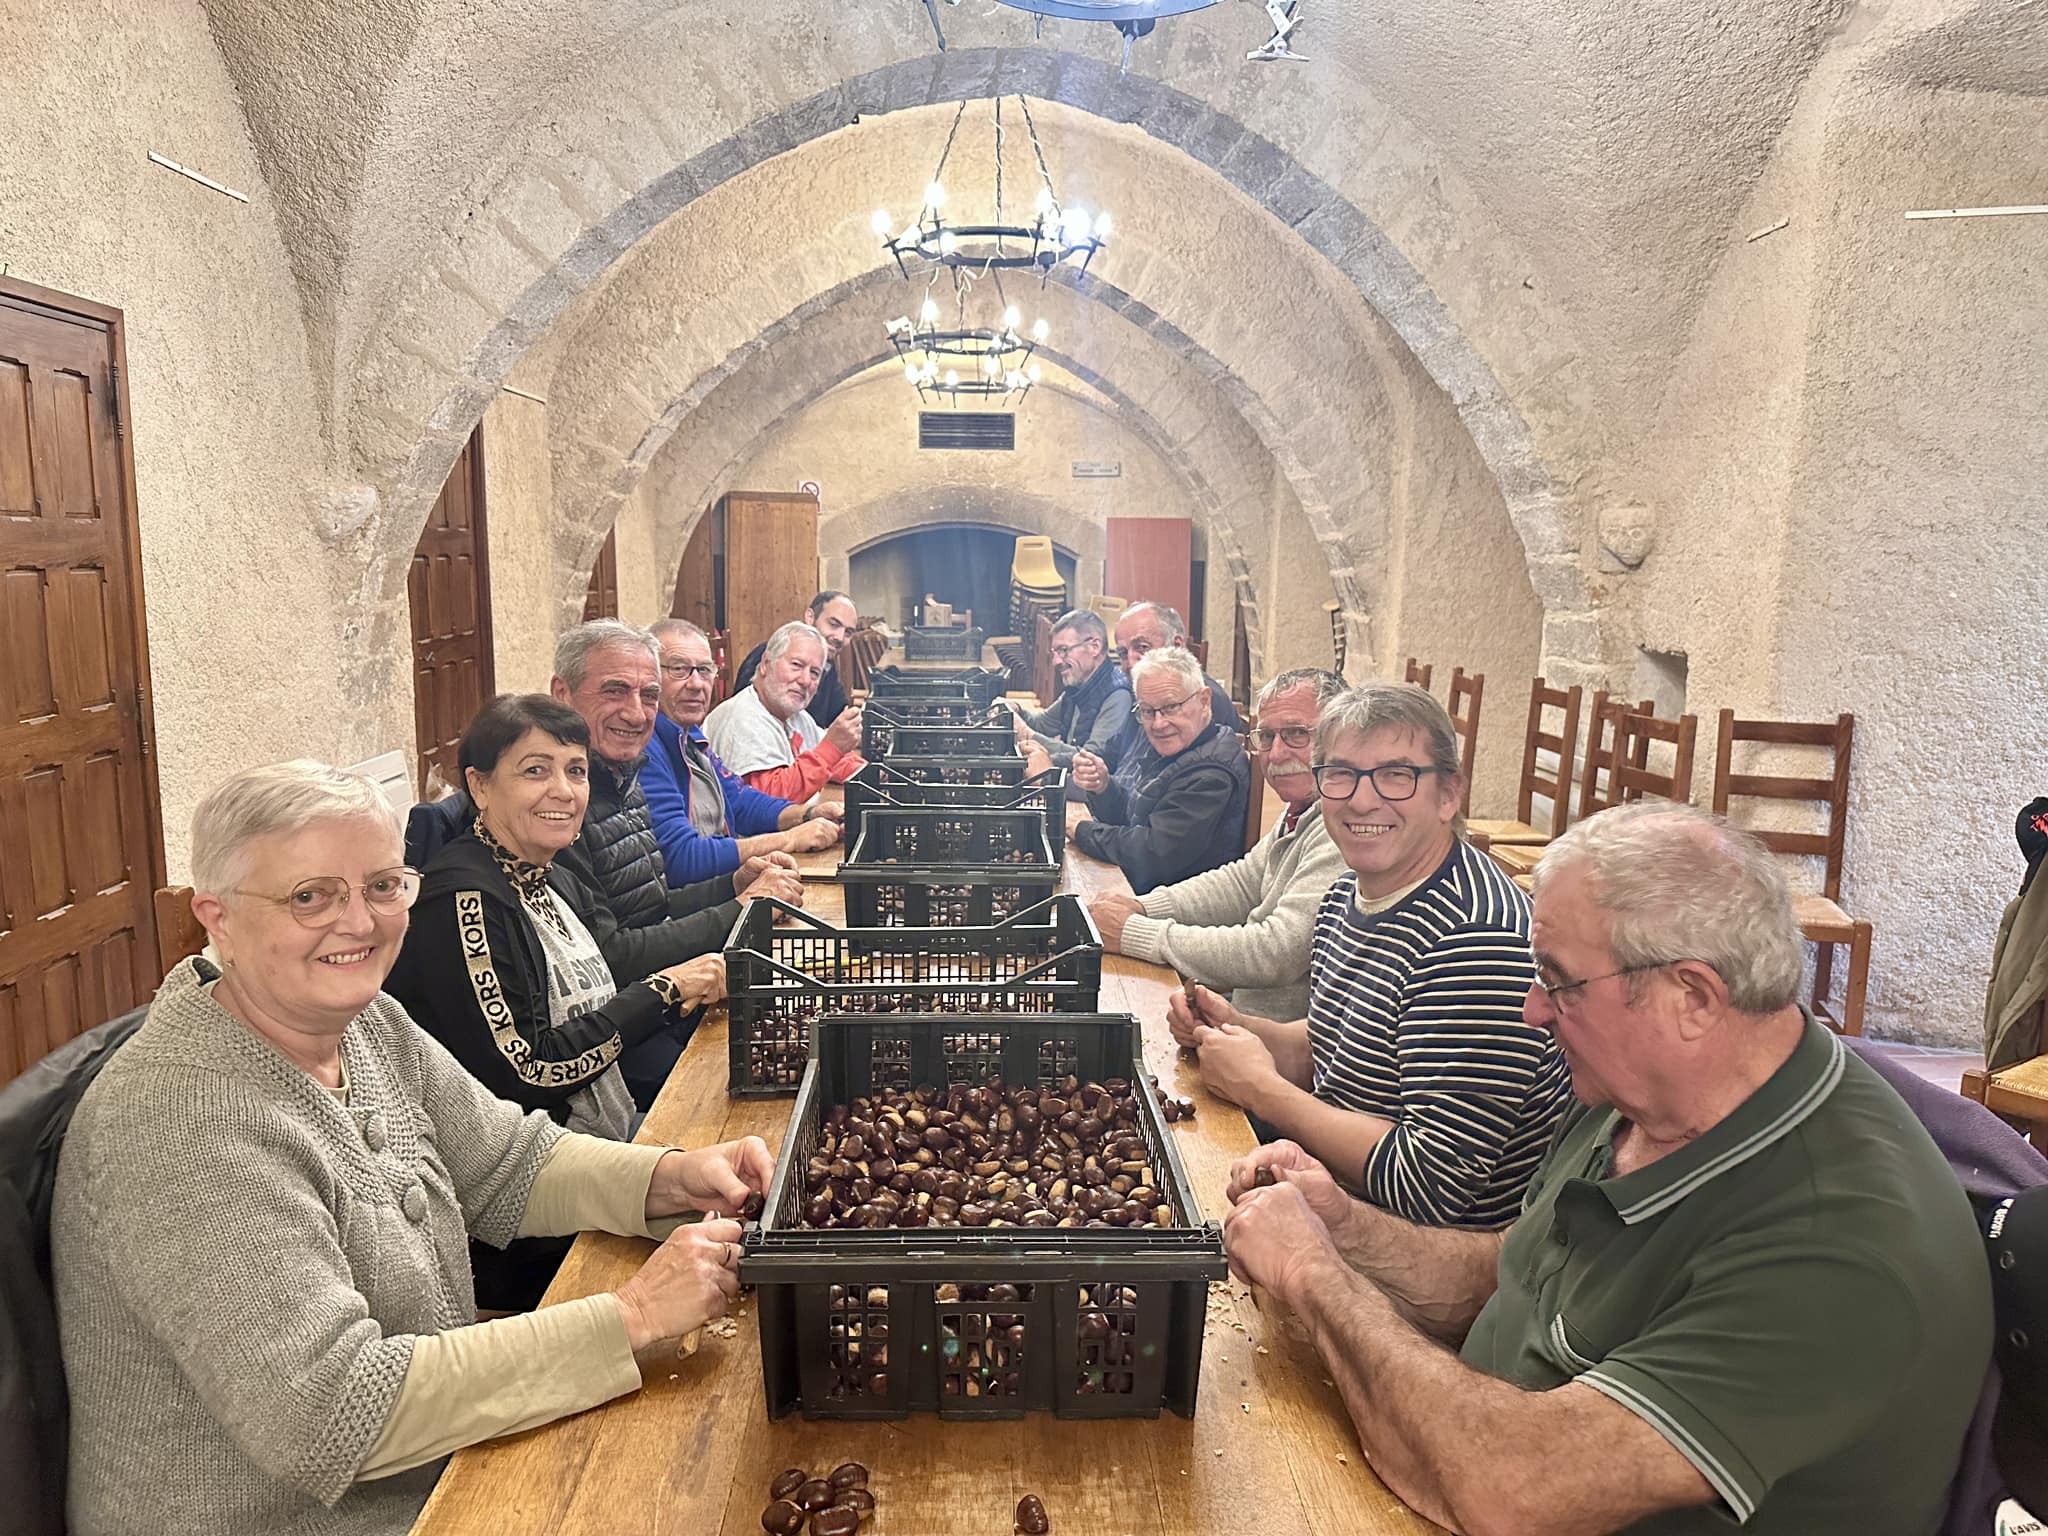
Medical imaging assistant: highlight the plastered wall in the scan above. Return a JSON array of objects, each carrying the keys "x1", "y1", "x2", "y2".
[{"x1": 0, "y1": 0, "x2": 411, "y2": 875}]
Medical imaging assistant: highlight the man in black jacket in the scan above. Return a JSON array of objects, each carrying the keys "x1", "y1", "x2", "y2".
[
  {"x1": 732, "y1": 589, "x2": 859, "y2": 728},
  {"x1": 1107, "y1": 601, "x2": 1243, "y2": 758},
  {"x1": 549, "y1": 619, "x2": 802, "y2": 1103},
  {"x1": 1013, "y1": 609, "x2": 1133, "y2": 800},
  {"x1": 1073, "y1": 646, "x2": 1250, "y2": 894}
]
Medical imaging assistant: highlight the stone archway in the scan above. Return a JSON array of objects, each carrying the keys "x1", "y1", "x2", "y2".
[{"x1": 336, "y1": 45, "x2": 1600, "y2": 738}]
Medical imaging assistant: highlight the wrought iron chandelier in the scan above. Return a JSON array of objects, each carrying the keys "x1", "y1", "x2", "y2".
[{"x1": 874, "y1": 96, "x2": 1111, "y2": 407}]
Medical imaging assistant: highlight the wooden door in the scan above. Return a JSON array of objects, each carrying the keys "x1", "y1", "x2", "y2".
[
  {"x1": 407, "y1": 427, "x2": 494, "y2": 797},
  {"x1": 581, "y1": 527, "x2": 619, "y2": 622},
  {"x1": 1104, "y1": 517, "x2": 1193, "y2": 632},
  {"x1": 721, "y1": 492, "x2": 817, "y2": 685},
  {"x1": 0, "y1": 278, "x2": 164, "y2": 1085},
  {"x1": 670, "y1": 506, "x2": 719, "y2": 631}
]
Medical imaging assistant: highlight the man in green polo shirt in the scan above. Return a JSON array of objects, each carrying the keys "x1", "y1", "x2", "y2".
[{"x1": 1221, "y1": 802, "x2": 1991, "y2": 1535}]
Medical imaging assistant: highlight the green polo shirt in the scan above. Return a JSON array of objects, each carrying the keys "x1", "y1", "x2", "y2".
[{"x1": 1460, "y1": 1018, "x2": 1991, "y2": 1533}]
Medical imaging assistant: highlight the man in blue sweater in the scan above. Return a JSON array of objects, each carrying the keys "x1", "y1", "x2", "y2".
[{"x1": 643, "y1": 618, "x2": 842, "y2": 886}]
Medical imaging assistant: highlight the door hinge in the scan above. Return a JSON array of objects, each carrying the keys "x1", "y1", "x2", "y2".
[
  {"x1": 136, "y1": 683, "x2": 152, "y2": 755},
  {"x1": 108, "y1": 363, "x2": 124, "y2": 439}
]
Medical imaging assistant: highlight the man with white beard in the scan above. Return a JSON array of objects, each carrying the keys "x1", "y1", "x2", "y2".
[{"x1": 1087, "y1": 668, "x2": 1347, "y2": 1021}]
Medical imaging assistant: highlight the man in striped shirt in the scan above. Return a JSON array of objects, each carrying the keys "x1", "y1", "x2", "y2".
[
  {"x1": 1171, "y1": 682, "x2": 1571, "y2": 1227},
  {"x1": 1216, "y1": 806, "x2": 1991, "y2": 1535}
]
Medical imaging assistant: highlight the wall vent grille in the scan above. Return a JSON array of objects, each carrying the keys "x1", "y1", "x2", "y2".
[{"x1": 919, "y1": 412, "x2": 1016, "y2": 451}]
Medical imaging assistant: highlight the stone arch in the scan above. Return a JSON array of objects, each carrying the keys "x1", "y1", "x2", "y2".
[
  {"x1": 610, "y1": 312, "x2": 1301, "y2": 678},
  {"x1": 619, "y1": 356, "x2": 1287, "y2": 677},
  {"x1": 341, "y1": 45, "x2": 1599, "y2": 722},
  {"x1": 528, "y1": 103, "x2": 1399, "y2": 667}
]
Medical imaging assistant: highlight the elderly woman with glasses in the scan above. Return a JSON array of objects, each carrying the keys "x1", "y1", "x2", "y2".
[
  {"x1": 51, "y1": 759, "x2": 769, "y2": 1536},
  {"x1": 1168, "y1": 682, "x2": 1571, "y2": 1230}
]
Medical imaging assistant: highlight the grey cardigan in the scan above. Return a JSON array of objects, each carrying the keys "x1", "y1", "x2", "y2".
[
  {"x1": 1120, "y1": 801, "x2": 1346, "y2": 1020},
  {"x1": 52, "y1": 959, "x2": 563, "y2": 1536}
]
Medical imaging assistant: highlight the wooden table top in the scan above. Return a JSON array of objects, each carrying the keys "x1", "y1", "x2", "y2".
[{"x1": 411, "y1": 800, "x2": 1439, "y2": 1536}]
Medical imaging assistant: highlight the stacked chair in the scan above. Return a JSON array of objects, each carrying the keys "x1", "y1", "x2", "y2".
[{"x1": 1008, "y1": 535, "x2": 1067, "y2": 640}]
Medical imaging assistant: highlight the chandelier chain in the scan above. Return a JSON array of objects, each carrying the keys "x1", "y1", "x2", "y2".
[
  {"x1": 1017, "y1": 95, "x2": 1059, "y2": 211},
  {"x1": 928, "y1": 100, "x2": 968, "y2": 210}
]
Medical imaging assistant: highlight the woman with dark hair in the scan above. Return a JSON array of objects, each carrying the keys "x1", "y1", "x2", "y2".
[{"x1": 387, "y1": 694, "x2": 726, "y2": 1140}]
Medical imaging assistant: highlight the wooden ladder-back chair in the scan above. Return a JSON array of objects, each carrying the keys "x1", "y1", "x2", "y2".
[
  {"x1": 1403, "y1": 656, "x2": 1434, "y2": 694},
  {"x1": 1468, "y1": 677, "x2": 1584, "y2": 852},
  {"x1": 1243, "y1": 744, "x2": 1268, "y2": 854},
  {"x1": 1710, "y1": 709, "x2": 1871, "y2": 1036},
  {"x1": 1030, "y1": 612, "x2": 1059, "y2": 706},
  {"x1": 1609, "y1": 707, "x2": 1699, "y2": 807},
  {"x1": 1487, "y1": 691, "x2": 1649, "y2": 884},
  {"x1": 1447, "y1": 667, "x2": 1483, "y2": 817}
]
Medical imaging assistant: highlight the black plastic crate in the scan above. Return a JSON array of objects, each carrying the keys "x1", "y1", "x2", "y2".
[
  {"x1": 864, "y1": 753, "x2": 1031, "y2": 787},
  {"x1": 861, "y1": 698, "x2": 998, "y2": 757},
  {"x1": 721, "y1": 896, "x2": 1103, "y2": 1096},
  {"x1": 902, "y1": 625, "x2": 985, "y2": 662},
  {"x1": 866, "y1": 666, "x2": 1009, "y2": 707},
  {"x1": 872, "y1": 720, "x2": 1018, "y2": 759},
  {"x1": 837, "y1": 866, "x2": 1063, "y2": 928},
  {"x1": 743, "y1": 1012, "x2": 1225, "y2": 1420},
  {"x1": 840, "y1": 808, "x2": 1060, "y2": 927},
  {"x1": 842, "y1": 762, "x2": 1068, "y2": 853}
]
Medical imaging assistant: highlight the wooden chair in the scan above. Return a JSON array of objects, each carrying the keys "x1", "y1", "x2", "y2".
[
  {"x1": 1467, "y1": 677, "x2": 1584, "y2": 852},
  {"x1": 1487, "y1": 691, "x2": 1648, "y2": 882},
  {"x1": 838, "y1": 624, "x2": 887, "y2": 695},
  {"x1": 1403, "y1": 656, "x2": 1434, "y2": 694},
  {"x1": 1609, "y1": 707, "x2": 1699, "y2": 807},
  {"x1": 708, "y1": 628, "x2": 731, "y2": 704},
  {"x1": 1243, "y1": 743, "x2": 1268, "y2": 854},
  {"x1": 1030, "y1": 612, "x2": 1058, "y2": 706},
  {"x1": 1710, "y1": 710, "x2": 1871, "y2": 1036},
  {"x1": 1447, "y1": 667, "x2": 1483, "y2": 817},
  {"x1": 154, "y1": 886, "x2": 207, "y2": 969}
]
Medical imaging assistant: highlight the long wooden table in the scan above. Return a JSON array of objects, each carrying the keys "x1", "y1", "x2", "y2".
[{"x1": 412, "y1": 800, "x2": 1439, "y2": 1536}]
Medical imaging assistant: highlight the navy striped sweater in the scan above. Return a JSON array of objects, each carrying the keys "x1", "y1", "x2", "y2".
[{"x1": 1306, "y1": 840, "x2": 1573, "y2": 1229}]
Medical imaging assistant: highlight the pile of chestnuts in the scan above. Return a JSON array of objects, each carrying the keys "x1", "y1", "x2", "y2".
[
  {"x1": 800, "y1": 1075, "x2": 1175, "y2": 1231},
  {"x1": 760, "y1": 1461, "x2": 873, "y2": 1536}
]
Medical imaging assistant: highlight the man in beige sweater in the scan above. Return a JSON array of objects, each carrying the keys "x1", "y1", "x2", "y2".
[{"x1": 1090, "y1": 668, "x2": 1347, "y2": 1019}]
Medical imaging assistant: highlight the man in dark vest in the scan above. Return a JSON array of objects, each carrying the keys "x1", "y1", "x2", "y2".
[{"x1": 1013, "y1": 608, "x2": 1132, "y2": 800}]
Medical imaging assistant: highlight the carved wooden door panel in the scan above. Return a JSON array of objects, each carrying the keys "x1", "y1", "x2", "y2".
[
  {"x1": 581, "y1": 527, "x2": 618, "y2": 621},
  {"x1": 0, "y1": 279, "x2": 163, "y2": 1085},
  {"x1": 407, "y1": 427, "x2": 494, "y2": 796}
]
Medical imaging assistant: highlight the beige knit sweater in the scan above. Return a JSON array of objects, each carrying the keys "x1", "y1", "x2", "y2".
[
  {"x1": 1118, "y1": 802, "x2": 1346, "y2": 1021},
  {"x1": 51, "y1": 959, "x2": 633, "y2": 1535}
]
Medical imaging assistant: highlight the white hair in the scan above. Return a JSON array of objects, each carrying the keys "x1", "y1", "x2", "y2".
[
  {"x1": 191, "y1": 760, "x2": 401, "y2": 897},
  {"x1": 1120, "y1": 601, "x2": 1186, "y2": 645},
  {"x1": 649, "y1": 617, "x2": 708, "y2": 648},
  {"x1": 1533, "y1": 802, "x2": 1805, "y2": 1014},
  {"x1": 1130, "y1": 646, "x2": 1205, "y2": 696},
  {"x1": 1256, "y1": 667, "x2": 1346, "y2": 714},
  {"x1": 554, "y1": 619, "x2": 658, "y2": 688},
  {"x1": 763, "y1": 621, "x2": 826, "y2": 665}
]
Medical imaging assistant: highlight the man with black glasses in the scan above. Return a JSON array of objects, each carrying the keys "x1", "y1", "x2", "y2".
[
  {"x1": 1088, "y1": 667, "x2": 1348, "y2": 1020},
  {"x1": 1169, "y1": 681, "x2": 1571, "y2": 1228},
  {"x1": 1012, "y1": 608, "x2": 1132, "y2": 799},
  {"x1": 1219, "y1": 804, "x2": 1989, "y2": 1535},
  {"x1": 1070, "y1": 647, "x2": 1249, "y2": 893},
  {"x1": 642, "y1": 618, "x2": 843, "y2": 886}
]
